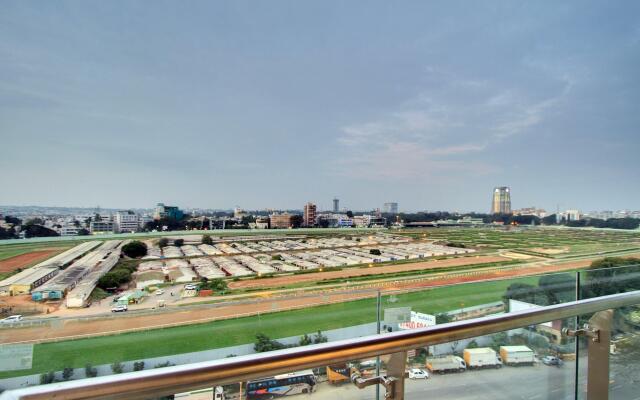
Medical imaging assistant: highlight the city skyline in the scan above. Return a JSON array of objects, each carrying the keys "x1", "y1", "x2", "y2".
[{"x1": 2, "y1": 1, "x2": 639, "y2": 211}]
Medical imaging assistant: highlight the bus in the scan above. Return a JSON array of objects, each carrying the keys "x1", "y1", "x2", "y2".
[{"x1": 246, "y1": 370, "x2": 317, "y2": 399}]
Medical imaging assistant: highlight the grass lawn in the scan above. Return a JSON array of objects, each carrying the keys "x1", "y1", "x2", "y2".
[{"x1": 0, "y1": 275, "x2": 540, "y2": 378}]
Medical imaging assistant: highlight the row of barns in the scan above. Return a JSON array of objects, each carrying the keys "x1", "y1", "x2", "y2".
[{"x1": 133, "y1": 241, "x2": 474, "y2": 288}]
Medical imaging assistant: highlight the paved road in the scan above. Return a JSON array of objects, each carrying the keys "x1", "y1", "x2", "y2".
[{"x1": 312, "y1": 363, "x2": 588, "y2": 400}]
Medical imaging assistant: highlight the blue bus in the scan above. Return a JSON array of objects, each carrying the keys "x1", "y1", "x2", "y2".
[{"x1": 246, "y1": 370, "x2": 317, "y2": 399}]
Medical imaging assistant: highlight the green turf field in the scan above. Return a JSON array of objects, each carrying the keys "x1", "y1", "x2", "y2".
[
  {"x1": 399, "y1": 227, "x2": 640, "y2": 258},
  {"x1": 0, "y1": 274, "x2": 540, "y2": 378},
  {"x1": 0, "y1": 242, "x2": 76, "y2": 262}
]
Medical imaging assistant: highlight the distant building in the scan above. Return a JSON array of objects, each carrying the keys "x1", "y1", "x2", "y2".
[
  {"x1": 89, "y1": 220, "x2": 115, "y2": 234},
  {"x1": 59, "y1": 225, "x2": 80, "y2": 236},
  {"x1": 154, "y1": 203, "x2": 184, "y2": 220},
  {"x1": 303, "y1": 203, "x2": 317, "y2": 227},
  {"x1": 252, "y1": 216, "x2": 270, "y2": 229},
  {"x1": 233, "y1": 207, "x2": 247, "y2": 220},
  {"x1": 333, "y1": 198, "x2": 340, "y2": 213},
  {"x1": 383, "y1": 202, "x2": 398, "y2": 214},
  {"x1": 565, "y1": 209, "x2": 581, "y2": 221},
  {"x1": 491, "y1": 187, "x2": 512, "y2": 214},
  {"x1": 513, "y1": 207, "x2": 547, "y2": 218},
  {"x1": 114, "y1": 210, "x2": 140, "y2": 233},
  {"x1": 269, "y1": 213, "x2": 293, "y2": 229}
]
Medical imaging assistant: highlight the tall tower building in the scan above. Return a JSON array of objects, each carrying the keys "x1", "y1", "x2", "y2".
[
  {"x1": 333, "y1": 198, "x2": 339, "y2": 213},
  {"x1": 383, "y1": 202, "x2": 398, "y2": 214},
  {"x1": 303, "y1": 202, "x2": 317, "y2": 227},
  {"x1": 491, "y1": 187, "x2": 512, "y2": 214}
]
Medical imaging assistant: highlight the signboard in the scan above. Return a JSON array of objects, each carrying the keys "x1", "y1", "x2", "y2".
[
  {"x1": 509, "y1": 300, "x2": 552, "y2": 327},
  {"x1": 0, "y1": 344, "x2": 33, "y2": 371},
  {"x1": 411, "y1": 311, "x2": 436, "y2": 327}
]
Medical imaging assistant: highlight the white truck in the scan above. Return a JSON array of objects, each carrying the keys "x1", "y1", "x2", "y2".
[
  {"x1": 463, "y1": 348, "x2": 502, "y2": 369},
  {"x1": 500, "y1": 346, "x2": 535, "y2": 366},
  {"x1": 426, "y1": 355, "x2": 467, "y2": 374}
]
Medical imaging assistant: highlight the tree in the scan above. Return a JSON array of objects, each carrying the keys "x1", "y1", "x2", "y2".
[
  {"x1": 290, "y1": 214, "x2": 303, "y2": 228},
  {"x1": 200, "y1": 278, "x2": 228, "y2": 292},
  {"x1": 98, "y1": 269, "x2": 132, "y2": 289},
  {"x1": 299, "y1": 334, "x2": 313, "y2": 346},
  {"x1": 40, "y1": 371, "x2": 56, "y2": 384},
  {"x1": 4, "y1": 215, "x2": 21, "y2": 225},
  {"x1": 313, "y1": 331, "x2": 328, "y2": 344},
  {"x1": 502, "y1": 283, "x2": 539, "y2": 306},
  {"x1": 254, "y1": 333, "x2": 286, "y2": 352},
  {"x1": 583, "y1": 257, "x2": 640, "y2": 298},
  {"x1": 111, "y1": 362, "x2": 125, "y2": 374},
  {"x1": 133, "y1": 361, "x2": 145, "y2": 371},
  {"x1": 23, "y1": 224, "x2": 59, "y2": 238},
  {"x1": 541, "y1": 214, "x2": 557, "y2": 225},
  {"x1": 122, "y1": 241, "x2": 148, "y2": 258},
  {"x1": 158, "y1": 238, "x2": 169, "y2": 248},
  {"x1": 346, "y1": 211, "x2": 354, "y2": 218},
  {"x1": 174, "y1": 238, "x2": 184, "y2": 247},
  {"x1": 77, "y1": 228, "x2": 90, "y2": 236},
  {"x1": 154, "y1": 361, "x2": 175, "y2": 368},
  {"x1": 25, "y1": 217, "x2": 45, "y2": 226},
  {"x1": 318, "y1": 219, "x2": 330, "y2": 228},
  {"x1": 85, "y1": 364, "x2": 98, "y2": 378},
  {"x1": 202, "y1": 235, "x2": 213, "y2": 245},
  {"x1": 538, "y1": 273, "x2": 575, "y2": 305},
  {"x1": 436, "y1": 313, "x2": 453, "y2": 324},
  {"x1": 62, "y1": 367, "x2": 74, "y2": 381}
]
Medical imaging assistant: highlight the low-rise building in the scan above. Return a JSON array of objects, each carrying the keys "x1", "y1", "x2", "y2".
[
  {"x1": 269, "y1": 213, "x2": 293, "y2": 229},
  {"x1": 90, "y1": 220, "x2": 115, "y2": 234},
  {"x1": 115, "y1": 210, "x2": 140, "y2": 233},
  {"x1": 0, "y1": 266, "x2": 60, "y2": 296}
]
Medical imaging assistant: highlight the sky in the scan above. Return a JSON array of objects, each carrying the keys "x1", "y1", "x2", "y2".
[{"x1": 1, "y1": 1, "x2": 639, "y2": 212}]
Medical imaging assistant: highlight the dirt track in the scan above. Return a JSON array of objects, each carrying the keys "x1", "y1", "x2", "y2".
[
  {"x1": 229, "y1": 255, "x2": 509, "y2": 289},
  {"x1": 0, "y1": 258, "x2": 597, "y2": 345},
  {"x1": 0, "y1": 250, "x2": 59, "y2": 273}
]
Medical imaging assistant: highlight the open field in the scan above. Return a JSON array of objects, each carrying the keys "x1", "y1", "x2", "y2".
[
  {"x1": 400, "y1": 227, "x2": 640, "y2": 258},
  {"x1": 0, "y1": 250, "x2": 61, "y2": 273},
  {"x1": 0, "y1": 242, "x2": 76, "y2": 262},
  {"x1": 0, "y1": 275, "x2": 540, "y2": 378}
]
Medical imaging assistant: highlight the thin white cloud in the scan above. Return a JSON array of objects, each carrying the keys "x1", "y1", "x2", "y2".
[{"x1": 332, "y1": 66, "x2": 574, "y2": 181}]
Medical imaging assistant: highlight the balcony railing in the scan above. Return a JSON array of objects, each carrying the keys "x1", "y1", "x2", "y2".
[{"x1": 1, "y1": 290, "x2": 638, "y2": 400}]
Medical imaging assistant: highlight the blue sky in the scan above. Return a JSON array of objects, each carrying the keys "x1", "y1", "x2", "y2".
[{"x1": 1, "y1": 1, "x2": 639, "y2": 212}]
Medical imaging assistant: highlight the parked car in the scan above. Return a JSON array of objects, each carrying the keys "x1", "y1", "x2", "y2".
[
  {"x1": 408, "y1": 368, "x2": 429, "y2": 379},
  {"x1": 0, "y1": 315, "x2": 23, "y2": 324},
  {"x1": 184, "y1": 284, "x2": 197, "y2": 291},
  {"x1": 542, "y1": 356, "x2": 563, "y2": 366},
  {"x1": 111, "y1": 305, "x2": 128, "y2": 313},
  {"x1": 155, "y1": 289, "x2": 164, "y2": 295}
]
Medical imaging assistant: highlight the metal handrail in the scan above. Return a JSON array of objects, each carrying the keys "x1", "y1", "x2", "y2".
[{"x1": 2, "y1": 290, "x2": 639, "y2": 400}]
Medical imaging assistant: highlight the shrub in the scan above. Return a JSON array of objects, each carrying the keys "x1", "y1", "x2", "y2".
[
  {"x1": 133, "y1": 361, "x2": 145, "y2": 371},
  {"x1": 369, "y1": 249, "x2": 381, "y2": 256},
  {"x1": 40, "y1": 371, "x2": 55, "y2": 384},
  {"x1": 111, "y1": 362, "x2": 125, "y2": 374},
  {"x1": 122, "y1": 241, "x2": 148, "y2": 258},
  {"x1": 158, "y1": 238, "x2": 169, "y2": 248},
  {"x1": 85, "y1": 364, "x2": 98, "y2": 377},
  {"x1": 174, "y1": 239, "x2": 184, "y2": 247},
  {"x1": 62, "y1": 367, "x2": 74, "y2": 381},
  {"x1": 154, "y1": 361, "x2": 175, "y2": 369},
  {"x1": 202, "y1": 235, "x2": 213, "y2": 245}
]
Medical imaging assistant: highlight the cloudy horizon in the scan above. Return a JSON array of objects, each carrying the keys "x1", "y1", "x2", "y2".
[{"x1": 1, "y1": 1, "x2": 639, "y2": 212}]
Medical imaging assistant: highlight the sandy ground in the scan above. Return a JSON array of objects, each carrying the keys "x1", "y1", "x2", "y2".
[
  {"x1": 228, "y1": 255, "x2": 509, "y2": 290},
  {"x1": 0, "y1": 250, "x2": 59, "y2": 273}
]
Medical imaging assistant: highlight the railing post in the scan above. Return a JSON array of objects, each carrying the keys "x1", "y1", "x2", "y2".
[
  {"x1": 587, "y1": 309, "x2": 612, "y2": 400},
  {"x1": 385, "y1": 351, "x2": 407, "y2": 400}
]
